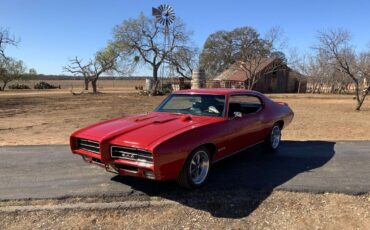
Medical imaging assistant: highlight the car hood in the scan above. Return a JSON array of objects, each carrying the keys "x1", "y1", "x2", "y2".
[{"x1": 73, "y1": 112, "x2": 223, "y2": 149}]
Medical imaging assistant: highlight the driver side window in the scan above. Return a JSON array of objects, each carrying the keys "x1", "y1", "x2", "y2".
[{"x1": 228, "y1": 95, "x2": 263, "y2": 117}]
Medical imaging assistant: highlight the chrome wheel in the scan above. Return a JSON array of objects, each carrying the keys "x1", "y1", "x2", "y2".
[
  {"x1": 189, "y1": 150, "x2": 210, "y2": 185},
  {"x1": 270, "y1": 125, "x2": 281, "y2": 149}
]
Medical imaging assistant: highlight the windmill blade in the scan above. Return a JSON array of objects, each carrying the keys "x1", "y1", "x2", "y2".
[
  {"x1": 158, "y1": 18, "x2": 165, "y2": 25},
  {"x1": 152, "y1": 7, "x2": 161, "y2": 16},
  {"x1": 158, "y1": 4, "x2": 165, "y2": 12},
  {"x1": 165, "y1": 5, "x2": 174, "y2": 14},
  {"x1": 168, "y1": 15, "x2": 175, "y2": 22}
]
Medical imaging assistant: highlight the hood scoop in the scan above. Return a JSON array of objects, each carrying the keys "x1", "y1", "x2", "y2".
[
  {"x1": 133, "y1": 115, "x2": 156, "y2": 122},
  {"x1": 153, "y1": 117, "x2": 178, "y2": 124}
]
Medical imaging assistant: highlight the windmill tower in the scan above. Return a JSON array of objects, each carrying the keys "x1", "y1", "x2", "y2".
[{"x1": 152, "y1": 4, "x2": 176, "y2": 92}]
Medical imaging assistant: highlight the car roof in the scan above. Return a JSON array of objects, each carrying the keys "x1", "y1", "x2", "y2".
[{"x1": 173, "y1": 88, "x2": 260, "y2": 96}]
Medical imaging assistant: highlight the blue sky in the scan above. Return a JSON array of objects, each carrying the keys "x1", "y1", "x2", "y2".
[{"x1": 1, "y1": 0, "x2": 370, "y2": 75}]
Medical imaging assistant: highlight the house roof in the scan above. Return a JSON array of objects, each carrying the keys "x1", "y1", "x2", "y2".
[{"x1": 214, "y1": 57, "x2": 281, "y2": 81}]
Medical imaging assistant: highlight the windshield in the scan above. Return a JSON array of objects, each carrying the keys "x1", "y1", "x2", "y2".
[{"x1": 155, "y1": 94, "x2": 226, "y2": 117}]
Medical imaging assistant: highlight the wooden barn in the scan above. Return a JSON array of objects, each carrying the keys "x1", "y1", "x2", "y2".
[{"x1": 212, "y1": 57, "x2": 307, "y2": 93}]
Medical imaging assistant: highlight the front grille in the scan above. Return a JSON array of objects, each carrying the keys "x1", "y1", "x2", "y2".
[
  {"x1": 77, "y1": 139, "x2": 100, "y2": 154},
  {"x1": 111, "y1": 146, "x2": 153, "y2": 163}
]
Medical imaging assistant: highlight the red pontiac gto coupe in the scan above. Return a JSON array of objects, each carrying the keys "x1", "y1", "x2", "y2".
[{"x1": 70, "y1": 89, "x2": 293, "y2": 188}]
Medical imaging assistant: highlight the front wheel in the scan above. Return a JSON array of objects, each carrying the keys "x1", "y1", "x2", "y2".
[
  {"x1": 176, "y1": 147, "x2": 211, "y2": 189},
  {"x1": 263, "y1": 123, "x2": 282, "y2": 152}
]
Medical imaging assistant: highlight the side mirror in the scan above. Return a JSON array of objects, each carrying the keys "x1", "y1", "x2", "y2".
[{"x1": 233, "y1": 111, "x2": 242, "y2": 118}]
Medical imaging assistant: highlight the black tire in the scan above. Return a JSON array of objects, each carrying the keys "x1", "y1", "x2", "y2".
[
  {"x1": 263, "y1": 123, "x2": 282, "y2": 152},
  {"x1": 176, "y1": 147, "x2": 211, "y2": 189}
]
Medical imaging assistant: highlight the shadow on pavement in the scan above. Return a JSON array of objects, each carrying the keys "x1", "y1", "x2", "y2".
[{"x1": 111, "y1": 140, "x2": 335, "y2": 218}]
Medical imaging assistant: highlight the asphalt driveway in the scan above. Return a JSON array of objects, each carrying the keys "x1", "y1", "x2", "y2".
[{"x1": 0, "y1": 141, "x2": 369, "y2": 201}]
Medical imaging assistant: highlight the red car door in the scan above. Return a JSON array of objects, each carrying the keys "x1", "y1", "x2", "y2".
[{"x1": 217, "y1": 94, "x2": 265, "y2": 159}]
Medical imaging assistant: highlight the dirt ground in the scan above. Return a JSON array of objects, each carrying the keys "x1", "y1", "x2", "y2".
[
  {"x1": 0, "y1": 191, "x2": 369, "y2": 230},
  {"x1": 1, "y1": 89, "x2": 369, "y2": 229},
  {"x1": 0, "y1": 90, "x2": 369, "y2": 146},
  {"x1": 0, "y1": 90, "x2": 163, "y2": 145}
]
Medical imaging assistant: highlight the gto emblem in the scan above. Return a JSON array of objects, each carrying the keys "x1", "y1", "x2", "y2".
[{"x1": 121, "y1": 152, "x2": 136, "y2": 159}]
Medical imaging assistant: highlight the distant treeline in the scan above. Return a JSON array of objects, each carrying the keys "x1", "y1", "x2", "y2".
[{"x1": 36, "y1": 74, "x2": 151, "y2": 80}]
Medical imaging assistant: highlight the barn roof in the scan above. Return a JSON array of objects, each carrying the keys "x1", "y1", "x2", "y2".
[{"x1": 214, "y1": 57, "x2": 281, "y2": 81}]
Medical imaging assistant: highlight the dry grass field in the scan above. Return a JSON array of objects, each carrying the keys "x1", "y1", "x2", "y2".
[
  {"x1": 0, "y1": 90, "x2": 163, "y2": 145},
  {"x1": 0, "y1": 87, "x2": 369, "y2": 229},
  {"x1": 0, "y1": 89, "x2": 369, "y2": 146}
]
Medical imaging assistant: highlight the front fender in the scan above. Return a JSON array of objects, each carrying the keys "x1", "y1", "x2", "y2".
[{"x1": 153, "y1": 123, "x2": 225, "y2": 180}]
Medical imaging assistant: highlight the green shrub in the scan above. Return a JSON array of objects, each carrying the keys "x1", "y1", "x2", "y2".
[
  {"x1": 34, "y1": 81, "x2": 60, "y2": 89},
  {"x1": 8, "y1": 83, "x2": 31, "y2": 90}
]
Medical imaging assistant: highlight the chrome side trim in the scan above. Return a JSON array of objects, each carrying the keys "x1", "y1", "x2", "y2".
[{"x1": 212, "y1": 140, "x2": 265, "y2": 163}]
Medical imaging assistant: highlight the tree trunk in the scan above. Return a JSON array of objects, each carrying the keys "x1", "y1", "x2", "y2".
[
  {"x1": 250, "y1": 79, "x2": 257, "y2": 90},
  {"x1": 1, "y1": 81, "x2": 8, "y2": 91},
  {"x1": 330, "y1": 84, "x2": 335, "y2": 94},
  {"x1": 311, "y1": 82, "x2": 317, "y2": 94},
  {"x1": 355, "y1": 85, "x2": 370, "y2": 111},
  {"x1": 151, "y1": 65, "x2": 159, "y2": 95},
  {"x1": 91, "y1": 79, "x2": 98, "y2": 93},
  {"x1": 355, "y1": 82, "x2": 360, "y2": 101},
  {"x1": 84, "y1": 78, "x2": 89, "y2": 91}
]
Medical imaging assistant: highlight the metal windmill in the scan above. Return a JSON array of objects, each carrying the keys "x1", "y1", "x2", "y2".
[
  {"x1": 152, "y1": 4, "x2": 175, "y2": 27},
  {"x1": 152, "y1": 4, "x2": 176, "y2": 91}
]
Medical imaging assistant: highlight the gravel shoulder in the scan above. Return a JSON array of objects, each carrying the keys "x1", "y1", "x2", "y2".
[{"x1": 0, "y1": 191, "x2": 369, "y2": 230}]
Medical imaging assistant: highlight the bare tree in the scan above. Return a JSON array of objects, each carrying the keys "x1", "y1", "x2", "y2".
[
  {"x1": 168, "y1": 46, "x2": 198, "y2": 79},
  {"x1": 356, "y1": 51, "x2": 370, "y2": 106},
  {"x1": 316, "y1": 29, "x2": 370, "y2": 110},
  {"x1": 298, "y1": 52, "x2": 331, "y2": 93},
  {"x1": 291, "y1": 49, "x2": 356, "y2": 94},
  {"x1": 64, "y1": 45, "x2": 119, "y2": 93},
  {"x1": 287, "y1": 48, "x2": 314, "y2": 93},
  {"x1": 113, "y1": 13, "x2": 197, "y2": 94},
  {"x1": 64, "y1": 57, "x2": 92, "y2": 90},
  {"x1": 0, "y1": 28, "x2": 18, "y2": 59}
]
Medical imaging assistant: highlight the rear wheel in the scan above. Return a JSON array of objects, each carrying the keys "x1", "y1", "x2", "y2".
[
  {"x1": 176, "y1": 147, "x2": 211, "y2": 189},
  {"x1": 263, "y1": 123, "x2": 282, "y2": 152}
]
